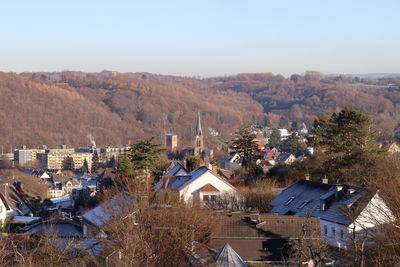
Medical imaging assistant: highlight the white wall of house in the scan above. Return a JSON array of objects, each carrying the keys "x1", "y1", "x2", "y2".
[
  {"x1": 350, "y1": 193, "x2": 394, "y2": 232},
  {"x1": 320, "y1": 193, "x2": 394, "y2": 249},
  {"x1": 179, "y1": 171, "x2": 236, "y2": 203},
  {"x1": 320, "y1": 219, "x2": 350, "y2": 249}
]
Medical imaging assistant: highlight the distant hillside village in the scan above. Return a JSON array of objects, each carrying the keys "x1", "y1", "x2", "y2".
[{"x1": 0, "y1": 109, "x2": 399, "y2": 266}]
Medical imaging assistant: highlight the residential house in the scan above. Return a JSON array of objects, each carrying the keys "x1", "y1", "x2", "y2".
[
  {"x1": 64, "y1": 178, "x2": 82, "y2": 194},
  {"x1": 278, "y1": 129, "x2": 291, "y2": 140},
  {"x1": 82, "y1": 193, "x2": 133, "y2": 237},
  {"x1": 210, "y1": 212, "x2": 320, "y2": 262},
  {"x1": 275, "y1": 153, "x2": 296, "y2": 165},
  {"x1": 269, "y1": 179, "x2": 394, "y2": 248},
  {"x1": 297, "y1": 123, "x2": 308, "y2": 135},
  {"x1": 47, "y1": 184, "x2": 64, "y2": 198},
  {"x1": 221, "y1": 153, "x2": 241, "y2": 171},
  {"x1": 0, "y1": 184, "x2": 35, "y2": 226},
  {"x1": 155, "y1": 166, "x2": 238, "y2": 205},
  {"x1": 388, "y1": 142, "x2": 400, "y2": 154},
  {"x1": 164, "y1": 162, "x2": 188, "y2": 177}
]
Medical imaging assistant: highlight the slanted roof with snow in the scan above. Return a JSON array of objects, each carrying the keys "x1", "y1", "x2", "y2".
[
  {"x1": 165, "y1": 162, "x2": 188, "y2": 177},
  {"x1": 82, "y1": 193, "x2": 133, "y2": 227},
  {"x1": 215, "y1": 243, "x2": 248, "y2": 267},
  {"x1": 269, "y1": 179, "x2": 376, "y2": 225}
]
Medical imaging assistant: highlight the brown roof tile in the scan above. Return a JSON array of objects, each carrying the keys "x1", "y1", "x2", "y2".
[{"x1": 199, "y1": 184, "x2": 220, "y2": 192}]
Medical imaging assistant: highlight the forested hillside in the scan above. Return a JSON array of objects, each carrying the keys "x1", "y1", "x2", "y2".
[
  {"x1": 0, "y1": 72, "x2": 264, "y2": 151},
  {"x1": 2, "y1": 70, "x2": 400, "y2": 152},
  {"x1": 206, "y1": 71, "x2": 400, "y2": 139}
]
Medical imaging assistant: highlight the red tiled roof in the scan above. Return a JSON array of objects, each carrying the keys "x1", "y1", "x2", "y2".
[
  {"x1": 266, "y1": 151, "x2": 281, "y2": 160},
  {"x1": 199, "y1": 183, "x2": 220, "y2": 192}
]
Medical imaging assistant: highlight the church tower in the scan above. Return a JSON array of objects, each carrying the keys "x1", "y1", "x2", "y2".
[{"x1": 194, "y1": 112, "x2": 204, "y2": 156}]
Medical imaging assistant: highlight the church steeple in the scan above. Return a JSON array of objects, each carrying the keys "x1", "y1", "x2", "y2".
[
  {"x1": 195, "y1": 111, "x2": 203, "y2": 136},
  {"x1": 194, "y1": 111, "x2": 204, "y2": 156}
]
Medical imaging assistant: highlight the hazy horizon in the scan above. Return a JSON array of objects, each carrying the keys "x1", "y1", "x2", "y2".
[{"x1": 2, "y1": 0, "x2": 400, "y2": 76}]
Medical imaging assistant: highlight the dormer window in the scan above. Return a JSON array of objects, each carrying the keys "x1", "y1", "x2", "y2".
[
  {"x1": 298, "y1": 200, "x2": 310, "y2": 209},
  {"x1": 284, "y1": 197, "x2": 295, "y2": 206}
]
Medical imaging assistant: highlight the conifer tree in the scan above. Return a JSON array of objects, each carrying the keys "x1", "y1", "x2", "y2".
[{"x1": 230, "y1": 124, "x2": 260, "y2": 168}]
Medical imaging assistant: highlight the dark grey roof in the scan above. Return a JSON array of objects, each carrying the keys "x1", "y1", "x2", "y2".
[
  {"x1": 195, "y1": 111, "x2": 203, "y2": 136},
  {"x1": 22, "y1": 222, "x2": 82, "y2": 237},
  {"x1": 269, "y1": 180, "x2": 374, "y2": 226},
  {"x1": 275, "y1": 153, "x2": 293, "y2": 162},
  {"x1": 165, "y1": 162, "x2": 188, "y2": 176}
]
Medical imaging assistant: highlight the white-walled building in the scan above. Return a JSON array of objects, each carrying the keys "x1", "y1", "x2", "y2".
[
  {"x1": 156, "y1": 165, "x2": 238, "y2": 204},
  {"x1": 269, "y1": 179, "x2": 394, "y2": 248}
]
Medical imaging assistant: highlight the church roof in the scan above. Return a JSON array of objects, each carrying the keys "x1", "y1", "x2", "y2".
[{"x1": 195, "y1": 111, "x2": 203, "y2": 136}]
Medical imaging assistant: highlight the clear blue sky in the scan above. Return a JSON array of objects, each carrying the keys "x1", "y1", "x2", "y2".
[{"x1": 1, "y1": 0, "x2": 399, "y2": 77}]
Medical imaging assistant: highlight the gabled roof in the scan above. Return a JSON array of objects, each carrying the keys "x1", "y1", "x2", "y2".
[
  {"x1": 275, "y1": 153, "x2": 294, "y2": 162},
  {"x1": 165, "y1": 162, "x2": 188, "y2": 177},
  {"x1": 82, "y1": 193, "x2": 133, "y2": 227},
  {"x1": 161, "y1": 166, "x2": 237, "y2": 192},
  {"x1": 215, "y1": 243, "x2": 248, "y2": 267},
  {"x1": 269, "y1": 179, "x2": 375, "y2": 225},
  {"x1": 199, "y1": 184, "x2": 220, "y2": 192}
]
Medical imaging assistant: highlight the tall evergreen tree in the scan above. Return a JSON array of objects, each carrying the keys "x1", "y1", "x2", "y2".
[
  {"x1": 91, "y1": 150, "x2": 99, "y2": 173},
  {"x1": 185, "y1": 156, "x2": 203, "y2": 172},
  {"x1": 81, "y1": 159, "x2": 89, "y2": 173},
  {"x1": 280, "y1": 133, "x2": 308, "y2": 156},
  {"x1": 269, "y1": 129, "x2": 282, "y2": 148},
  {"x1": 62, "y1": 156, "x2": 74, "y2": 171},
  {"x1": 230, "y1": 124, "x2": 260, "y2": 168},
  {"x1": 127, "y1": 137, "x2": 166, "y2": 173},
  {"x1": 117, "y1": 153, "x2": 135, "y2": 176},
  {"x1": 313, "y1": 108, "x2": 383, "y2": 184}
]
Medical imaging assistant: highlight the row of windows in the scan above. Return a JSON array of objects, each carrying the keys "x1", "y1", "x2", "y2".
[
  {"x1": 203, "y1": 195, "x2": 217, "y2": 202},
  {"x1": 323, "y1": 225, "x2": 345, "y2": 239}
]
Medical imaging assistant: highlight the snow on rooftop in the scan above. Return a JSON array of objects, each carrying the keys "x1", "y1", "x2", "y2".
[{"x1": 11, "y1": 216, "x2": 40, "y2": 224}]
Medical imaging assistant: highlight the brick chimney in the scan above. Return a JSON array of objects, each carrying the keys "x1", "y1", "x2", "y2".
[{"x1": 212, "y1": 166, "x2": 218, "y2": 174}]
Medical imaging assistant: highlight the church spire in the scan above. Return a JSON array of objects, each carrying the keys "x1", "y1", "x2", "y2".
[
  {"x1": 194, "y1": 111, "x2": 204, "y2": 156},
  {"x1": 195, "y1": 111, "x2": 202, "y2": 136}
]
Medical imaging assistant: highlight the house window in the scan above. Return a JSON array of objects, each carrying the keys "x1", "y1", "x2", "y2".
[
  {"x1": 284, "y1": 197, "x2": 295, "y2": 206},
  {"x1": 210, "y1": 195, "x2": 217, "y2": 202},
  {"x1": 324, "y1": 225, "x2": 328, "y2": 236},
  {"x1": 203, "y1": 195, "x2": 209, "y2": 202},
  {"x1": 298, "y1": 200, "x2": 309, "y2": 209},
  {"x1": 332, "y1": 227, "x2": 336, "y2": 238},
  {"x1": 340, "y1": 229, "x2": 345, "y2": 239}
]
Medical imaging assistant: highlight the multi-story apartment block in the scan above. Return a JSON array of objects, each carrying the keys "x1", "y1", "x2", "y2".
[
  {"x1": 38, "y1": 150, "x2": 93, "y2": 171},
  {"x1": 14, "y1": 145, "x2": 46, "y2": 167},
  {"x1": 100, "y1": 146, "x2": 130, "y2": 162}
]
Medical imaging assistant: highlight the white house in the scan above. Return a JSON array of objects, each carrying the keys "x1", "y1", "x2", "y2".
[
  {"x1": 221, "y1": 153, "x2": 242, "y2": 171},
  {"x1": 275, "y1": 153, "x2": 296, "y2": 165},
  {"x1": 0, "y1": 194, "x2": 19, "y2": 225},
  {"x1": 278, "y1": 129, "x2": 291, "y2": 140},
  {"x1": 156, "y1": 166, "x2": 238, "y2": 204},
  {"x1": 269, "y1": 179, "x2": 394, "y2": 248}
]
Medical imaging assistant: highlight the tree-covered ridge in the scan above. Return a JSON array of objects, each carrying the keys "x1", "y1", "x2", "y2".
[
  {"x1": 0, "y1": 71, "x2": 264, "y2": 150},
  {"x1": 3, "y1": 70, "x2": 400, "y2": 151}
]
